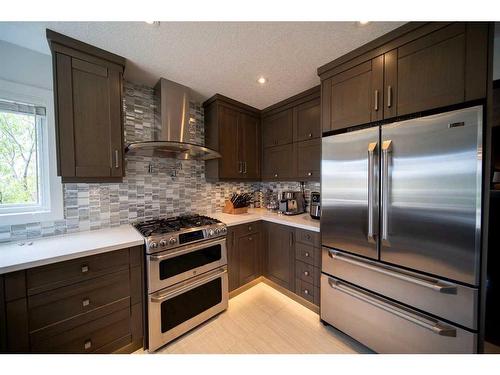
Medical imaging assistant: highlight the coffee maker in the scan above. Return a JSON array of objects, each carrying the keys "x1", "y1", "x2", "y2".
[
  {"x1": 278, "y1": 191, "x2": 306, "y2": 215},
  {"x1": 310, "y1": 191, "x2": 320, "y2": 219}
]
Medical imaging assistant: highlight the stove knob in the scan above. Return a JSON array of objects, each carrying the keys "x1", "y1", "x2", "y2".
[
  {"x1": 215, "y1": 228, "x2": 221, "y2": 235},
  {"x1": 159, "y1": 239, "x2": 167, "y2": 247},
  {"x1": 169, "y1": 237, "x2": 177, "y2": 245},
  {"x1": 149, "y1": 242, "x2": 158, "y2": 249},
  {"x1": 221, "y1": 227, "x2": 227, "y2": 235},
  {"x1": 208, "y1": 229, "x2": 214, "y2": 237}
]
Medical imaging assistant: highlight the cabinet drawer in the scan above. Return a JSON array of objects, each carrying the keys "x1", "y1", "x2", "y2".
[
  {"x1": 322, "y1": 248, "x2": 478, "y2": 329},
  {"x1": 295, "y1": 260, "x2": 315, "y2": 285},
  {"x1": 321, "y1": 275, "x2": 476, "y2": 353},
  {"x1": 28, "y1": 269, "x2": 130, "y2": 332},
  {"x1": 27, "y1": 248, "x2": 130, "y2": 295},
  {"x1": 295, "y1": 279, "x2": 315, "y2": 304},
  {"x1": 295, "y1": 243, "x2": 320, "y2": 267},
  {"x1": 295, "y1": 228, "x2": 320, "y2": 247},
  {"x1": 31, "y1": 307, "x2": 131, "y2": 353},
  {"x1": 232, "y1": 221, "x2": 261, "y2": 237}
]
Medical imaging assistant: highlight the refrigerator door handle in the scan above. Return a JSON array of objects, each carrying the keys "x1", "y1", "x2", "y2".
[
  {"x1": 327, "y1": 249, "x2": 458, "y2": 294},
  {"x1": 381, "y1": 140, "x2": 392, "y2": 245},
  {"x1": 367, "y1": 142, "x2": 378, "y2": 243},
  {"x1": 327, "y1": 277, "x2": 457, "y2": 337}
]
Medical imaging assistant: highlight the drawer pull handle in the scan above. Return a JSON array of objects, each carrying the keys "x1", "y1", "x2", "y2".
[
  {"x1": 304, "y1": 271, "x2": 310, "y2": 276},
  {"x1": 327, "y1": 277, "x2": 456, "y2": 337},
  {"x1": 81, "y1": 265, "x2": 89, "y2": 273},
  {"x1": 248, "y1": 226, "x2": 252, "y2": 231},
  {"x1": 82, "y1": 298, "x2": 90, "y2": 307},
  {"x1": 274, "y1": 173, "x2": 278, "y2": 177},
  {"x1": 304, "y1": 289, "x2": 309, "y2": 295},
  {"x1": 306, "y1": 234, "x2": 311, "y2": 240},
  {"x1": 84, "y1": 340, "x2": 92, "y2": 350},
  {"x1": 305, "y1": 252, "x2": 310, "y2": 257},
  {"x1": 327, "y1": 250, "x2": 457, "y2": 294},
  {"x1": 308, "y1": 133, "x2": 313, "y2": 138},
  {"x1": 248, "y1": 237, "x2": 253, "y2": 241},
  {"x1": 307, "y1": 172, "x2": 312, "y2": 176}
]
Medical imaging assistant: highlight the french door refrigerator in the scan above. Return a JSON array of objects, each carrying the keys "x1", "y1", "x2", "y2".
[{"x1": 320, "y1": 105, "x2": 483, "y2": 353}]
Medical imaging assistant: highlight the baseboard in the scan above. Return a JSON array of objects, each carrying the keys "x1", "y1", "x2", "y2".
[
  {"x1": 261, "y1": 277, "x2": 320, "y2": 314},
  {"x1": 229, "y1": 277, "x2": 264, "y2": 299}
]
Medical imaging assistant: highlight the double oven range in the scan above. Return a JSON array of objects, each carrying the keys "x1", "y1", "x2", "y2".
[{"x1": 134, "y1": 215, "x2": 228, "y2": 352}]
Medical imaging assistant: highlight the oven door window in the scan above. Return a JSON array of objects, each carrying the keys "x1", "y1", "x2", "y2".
[
  {"x1": 159, "y1": 244, "x2": 222, "y2": 280},
  {"x1": 160, "y1": 278, "x2": 222, "y2": 333}
]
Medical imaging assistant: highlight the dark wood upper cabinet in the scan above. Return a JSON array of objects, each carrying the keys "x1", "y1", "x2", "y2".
[
  {"x1": 321, "y1": 57, "x2": 383, "y2": 132},
  {"x1": 47, "y1": 29, "x2": 126, "y2": 183},
  {"x1": 295, "y1": 138, "x2": 321, "y2": 181},
  {"x1": 262, "y1": 109, "x2": 293, "y2": 147},
  {"x1": 318, "y1": 22, "x2": 490, "y2": 132},
  {"x1": 294, "y1": 97, "x2": 321, "y2": 141},
  {"x1": 203, "y1": 95, "x2": 260, "y2": 181},
  {"x1": 262, "y1": 144, "x2": 294, "y2": 181}
]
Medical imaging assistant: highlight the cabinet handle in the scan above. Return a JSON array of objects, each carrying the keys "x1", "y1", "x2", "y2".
[
  {"x1": 243, "y1": 161, "x2": 247, "y2": 174},
  {"x1": 289, "y1": 232, "x2": 294, "y2": 247},
  {"x1": 114, "y1": 149, "x2": 119, "y2": 168},
  {"x1": 248, "y1": 237, "x2": 253, "y2": 241},
  {"x1": 84, "y1": 340, "x2": 92, "y2": 350},
  {"x1": 81, "y1": 265, "x2": 89, "y2": 273},
  {"x1": 82, "y1": 298, "x2": 90, "y2": 307},
  {"x1": 238, "y1": 161, "x2": 242, "y2": 174},
  {"x1": 307, "y1": 172, "x2": 312, "y2": 176},
  {"x1": 305, "y1": 252, "x2": 310, "y2": 257},
  {"x1": 248, "y1": 225, "x2": 252, "y2": 231},
  {"x1": 304, "y1": 289, "x2": 309, "y2": 295},
  {"x1": 374, "y1": 89, "x2": 379, "y2": 111},
  {"x1": 387, "y1": 86, "x2": 392, "y2": 108},
  {"x1": 304, "y1": 271, "x2": 310, "y2": 276},
  {"x1": 274, "y1": 173, "x2": 278, "y2": 178},
  {"x1": 308, "y1": 133, "x2": 312, "y2": 138}
]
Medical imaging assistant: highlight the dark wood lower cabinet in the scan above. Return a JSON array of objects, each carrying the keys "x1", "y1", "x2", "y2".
[
  {"x1": 264, "y1": 222, "x2": 295, "y2": 291},
  {"x1": 0, "y1": 246, "x2": 144, "y2": 353}
]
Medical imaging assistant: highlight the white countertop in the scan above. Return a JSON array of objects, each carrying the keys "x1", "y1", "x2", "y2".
[
  {"x1": 0, "y1": 209, "x2": 319, "y2": 275},
  {"x1": 0, "y1": 225, "x2": 144, "y2": 275},
  {"x1": 210, "y1": 208, "x2": 320, "y2": 232}
]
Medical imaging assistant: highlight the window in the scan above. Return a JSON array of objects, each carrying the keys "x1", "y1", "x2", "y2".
[{"x1": 0, "y1": 79, "x2": 62, "y2": 225}]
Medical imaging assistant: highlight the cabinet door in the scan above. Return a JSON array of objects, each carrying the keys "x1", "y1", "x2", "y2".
[
  {"x1": 295, "y1": 138, "x2": 320, "y2": 181},
  {"x1": 322, "y1": 56, "x2": 383, "y2": 132},
  {"x1": 395, "y1": 23, "x2": 466, "y2": 116},
  {"x1": 262, "y1": 109, "x2": 293, "y2": 147},
  {"x1": 238, "y1": 112, "x2": 260, "y2": 179},
  {"x1": 262, "y1": 144, "x2": 294, "y2": 180},
  {"x1": 294, "y1": 98, "x2": 321, "y2": 141},
  {"x1": 265, "y1": 223, "x2": 295, "y2": 291},
  {"x1": 218, "y1": 106, "x2": 241, "y2": 179},
  {"x1": 226, "y1": 228, "x2": 240, "y2": 292},
  {"x1": 56, "y1": 55, "x2": 123, "y2": 179},
  {"x1": 238, "y1": 233, "x2": 260, "y2": 286}
]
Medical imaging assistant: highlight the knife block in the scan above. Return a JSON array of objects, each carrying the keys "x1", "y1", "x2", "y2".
[{"x1": 223, "y1": 200, "x2": 249, "y2": 214}]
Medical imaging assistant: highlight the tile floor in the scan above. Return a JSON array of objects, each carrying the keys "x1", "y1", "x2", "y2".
[{"x1": 139, "y1": 282, "x2": 371, "y2": 354}]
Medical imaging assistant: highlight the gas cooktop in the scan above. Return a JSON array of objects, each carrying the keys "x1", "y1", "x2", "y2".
[{"x1": 133, "y1": 214, "x2": 227, "y2": 254}]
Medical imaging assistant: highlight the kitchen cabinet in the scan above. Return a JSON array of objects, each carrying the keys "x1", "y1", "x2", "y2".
[
  {"x1": 264, "y1": 222, "x2": 295, "y2": 291},
  {"x1": 227, "y1": 222, "x2": 262, "y2": 292},
  {"x1": 46, "y1": 29, "x2": 126, "y2": 183},
  {"x1": 262, "y1": 109, "x2": 293, "y2": 147},
  {"x1": 204, "y1": 95, "x2": 261, "y2": 181},
  {"x1": 0, "y1": 246, "x2": 144, "y2": 354},
  {"x1": 261, "y1": 86, "x2": 321, "y2": 182},
  {"x1": 318, "y1": 22, "x2": 489, "y2": 132}
]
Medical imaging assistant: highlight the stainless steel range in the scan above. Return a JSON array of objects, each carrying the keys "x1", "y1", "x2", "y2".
[{"x1": 134, "y1": 215, "x2": 228, "y2": 352}]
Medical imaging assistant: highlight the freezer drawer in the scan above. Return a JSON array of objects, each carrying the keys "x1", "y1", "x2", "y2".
[
  {"x1": 321, "y1": 275, "x2": 477, "y2": 353},
  {"x1": 322, "y1": 248, "x2": 478, "y2": 329}
]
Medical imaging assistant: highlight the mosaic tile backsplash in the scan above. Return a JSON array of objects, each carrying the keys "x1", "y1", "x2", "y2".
[{"x1": 0, "y1": 82, "x2": 320, "y2": 243}]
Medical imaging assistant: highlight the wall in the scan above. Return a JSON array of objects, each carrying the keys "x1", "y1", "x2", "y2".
[
  {"x1": 0, "y1": 41, "x2": 53, "y2": 90},
  {"x1": 0, "y1": 81, "x2": 319, "y2": 243}
]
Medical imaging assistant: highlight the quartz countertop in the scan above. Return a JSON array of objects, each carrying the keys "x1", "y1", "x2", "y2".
[
  {"x1": 0, "y1": 225, "x2": 144, "y2": 275},
  {"x1": 210, "y1": 208, "x2": 320, "y2": 232}
]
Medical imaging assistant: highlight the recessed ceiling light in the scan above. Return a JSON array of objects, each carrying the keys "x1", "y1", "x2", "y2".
[
  {"x1": 257, "y1": 77, "x2": 267, "y2": 84},
  {"x1": 145, "y1": 21, "x2": 160, "y2": 26},
  {"x1": 358, "y1": 21, "x2": 370, "y2": 25}
]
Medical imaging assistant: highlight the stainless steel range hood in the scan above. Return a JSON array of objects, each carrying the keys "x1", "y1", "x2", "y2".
[{"x1": 125, "y1": 78, "x2": 221, "y2": 160}]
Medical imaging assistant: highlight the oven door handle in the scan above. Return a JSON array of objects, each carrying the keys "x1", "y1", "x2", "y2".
[
  {"x1": 149, "y1": 237, "x2": 227, "y2": 261},
  {"x1": 150, "y1": 267, "x2": 227, "y2": 303}
]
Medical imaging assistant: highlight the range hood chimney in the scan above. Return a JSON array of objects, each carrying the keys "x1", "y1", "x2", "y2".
[{"x1": 125, "y1": 78, "x2": 221, "y2": 160}]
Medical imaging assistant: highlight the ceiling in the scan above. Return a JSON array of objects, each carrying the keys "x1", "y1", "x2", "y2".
[{"x1": 0, "y1": 21, "x2": 405, "y2": 109}]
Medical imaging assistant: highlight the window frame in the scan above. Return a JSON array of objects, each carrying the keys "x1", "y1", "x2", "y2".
[{"x1": 0, "y1": 78, "x2": 63, "y2": 225}]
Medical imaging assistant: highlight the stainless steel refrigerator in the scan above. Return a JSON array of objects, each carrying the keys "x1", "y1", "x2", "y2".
[{"x1": 320, "y1": 105, "x2": 483, "y2": 353}]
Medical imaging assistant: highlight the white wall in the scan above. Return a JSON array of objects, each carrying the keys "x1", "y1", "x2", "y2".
[{"x1": 0, "y1": 40, "x2": 52, "y2": 90}]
